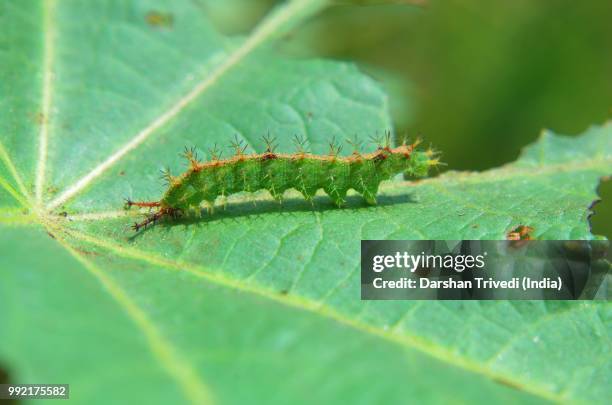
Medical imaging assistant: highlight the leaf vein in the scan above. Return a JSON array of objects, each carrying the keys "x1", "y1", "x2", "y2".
[
  {"x1": 35, "y1": 0, "x2": 57, "y2": 203},
  {"x1": 53, "y1": 230, "x2": 215, "y2": 405}
]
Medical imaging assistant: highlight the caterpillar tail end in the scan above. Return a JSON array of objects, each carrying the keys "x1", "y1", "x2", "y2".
[
  {"x1": 131, "y1": 206, "x2": 181, "y2": 232},
  {"x1": 124, "y1": 199, "x2": 162, "y2": 209},
  {"x1": 125, "y1": 200, "x2": 180, "y2": 232},
  {"x1": 132, "y1": 209, "x2": 164, "y2": 232}
]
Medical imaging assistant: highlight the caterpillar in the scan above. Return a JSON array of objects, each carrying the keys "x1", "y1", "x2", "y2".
[{"x1": 126, "y1": 134, "x2": 440, "y2": 231}]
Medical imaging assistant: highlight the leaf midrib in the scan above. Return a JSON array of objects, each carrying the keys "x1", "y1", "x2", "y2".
[{"x1": 34, "y1": 0, "x2": 56, "y2": 204}]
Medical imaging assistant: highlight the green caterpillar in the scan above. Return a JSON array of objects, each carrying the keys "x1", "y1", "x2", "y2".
[{"x1": 126, "y1": 135, "x2": 439, "y2": 231}]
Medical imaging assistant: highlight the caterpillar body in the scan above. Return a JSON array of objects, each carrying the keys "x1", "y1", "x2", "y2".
[{"x1": 126, "y1": 136, "x2": 439, "y2": 231}]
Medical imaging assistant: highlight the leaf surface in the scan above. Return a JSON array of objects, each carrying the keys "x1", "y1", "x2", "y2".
[{"x1": 0, "y1": 1, "x2": 610, "y2": 404}]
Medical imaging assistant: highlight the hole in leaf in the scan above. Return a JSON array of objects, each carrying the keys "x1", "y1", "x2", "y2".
[
  {"x1": 590, "y1": 178, "x2": 611, "y2": 239},
  {"x1": 507, "y1": 225, "x2": 534, "y2": 240}
]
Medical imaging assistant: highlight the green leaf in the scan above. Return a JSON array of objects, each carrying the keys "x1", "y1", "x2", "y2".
[{"x1": 1, "y1": 1, "x2": 610, "y2": 405}]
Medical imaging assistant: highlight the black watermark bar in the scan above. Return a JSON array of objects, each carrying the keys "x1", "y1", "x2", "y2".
[
  {"x1": 0, "y1": 384, "x2": 69, "y2": 399},
  {"x1": 361, "y1": 240, "x2": 610, "y2": 300}
]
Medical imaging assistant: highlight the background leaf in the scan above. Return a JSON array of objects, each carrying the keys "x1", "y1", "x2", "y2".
[
  {"x1": 0, "y1": 1, "x2": 610, "y2": 404},
  {"x1": 280, "y1": 0, "x2": 612, "y2": 237}
]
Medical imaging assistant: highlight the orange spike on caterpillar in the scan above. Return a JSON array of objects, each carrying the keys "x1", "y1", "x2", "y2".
[
  {"x1": 230, "y1": 134, "x2": 249, "y2": 156},
  {"x1": 328, "y1": 136, "x2": 343, "y2": 157},
  {"x1": 180, "y1": 146, "x2": 201, "y2": 168},
  {"x1": 126, "y1": 134, "x2": 439, "y2": 231},
  {"x1": 292, "y1": 134, "x2": 309, "y2": 154}
]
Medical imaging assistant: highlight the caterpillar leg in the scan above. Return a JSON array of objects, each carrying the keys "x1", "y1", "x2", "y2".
[
  {"x1": 202, "y1": 201, "x2": 215, "y2": 215},
  {"x1": 355, "y1": 176, "x2": 378, "y2": 205},
  {"x1": 323, "y1": 185, "x2": 347, "y2": 207}
]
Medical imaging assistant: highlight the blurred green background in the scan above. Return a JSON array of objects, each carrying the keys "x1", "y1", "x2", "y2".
[{"x1": 201, "y1": 0, "x2": 611, "y2": 237}]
